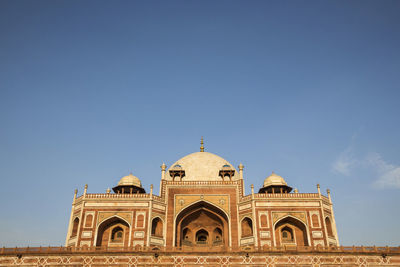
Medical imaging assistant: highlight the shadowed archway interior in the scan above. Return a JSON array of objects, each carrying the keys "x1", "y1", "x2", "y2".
[
  {"x1": 175, "y1": 201, "x2": 229, "y2": 248},
  {"x1": 96, "y1": 217, "x2": 130, "y2": 247},
  {"x1": 274, "y1": 217, "x2": 309, "y2": 247}
]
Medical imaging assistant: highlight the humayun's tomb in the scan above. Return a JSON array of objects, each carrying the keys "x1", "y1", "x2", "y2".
[{"x1": 1, "y1": 139, "x2": 399, "y2": 266}]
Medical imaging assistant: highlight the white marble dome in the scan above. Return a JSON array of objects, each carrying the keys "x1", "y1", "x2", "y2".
[
  {"x1": 263, "y1": 172, "x2": 288, "y2": 187},
  {"x1": 118, "y1": 173, "x2": 142, "y2": 187},
  {"x1": 166, "y1": 152, "x2": 238, "y2": 181}
]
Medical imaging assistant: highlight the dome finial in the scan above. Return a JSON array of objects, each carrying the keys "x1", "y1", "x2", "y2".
[{"x1": 200, "y1": 136, "x2": 204, "y2": 152}]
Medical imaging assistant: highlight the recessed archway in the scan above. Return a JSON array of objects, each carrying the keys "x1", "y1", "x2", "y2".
[
  {"x1": 151, "y1": 217, "x2": 163, "y2": 237},
  {"x1": 274, "y1": 216, "x2": 309, "y2": 247},
  {"x1": 175, "y1": 201, "x2": 229, "y2": 248},
  {"x1": 71, "y1": 217, "x2": 79, "y2": 238},
  {"x1": 96, "y1": 216, "x2": 130, "y2": 247}
]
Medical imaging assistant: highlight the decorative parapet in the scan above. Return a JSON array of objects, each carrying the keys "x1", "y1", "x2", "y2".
[
  {"x1": 241, "y1": 193, "x2": 330, "y2": 203},
  {"x1": 74, "y1": 193, "x2": 165, "y2": 202},
  {"x1": 165, "y1": 181, "x2": 239, "y2": 186},
  {"x1": 1, "y1": 245, "x2": 399, "y2": 254},
  {"x1": 75, "y1": 192, "x2": 329, "y2": 203},
  {"x1": 84, "y1": 193, "x2": 150, "y2": 199},
  {"x1": 152, "y1": 195, "x2": 164, "y2": 202},
  {"x1": 255, "y1": 193, "x2": 320, "y2": 198}
]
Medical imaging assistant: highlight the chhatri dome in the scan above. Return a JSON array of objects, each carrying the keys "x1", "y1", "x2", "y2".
[
  {"x1": 165, "y1": 137, "x2": 238, "y2": 181},
  {"x1": 112, "y1": 173, "x2": 145, "y2": 194},
  {"x1": 259, "y1": 172, "x2": 292, "y2": 193},
  {"x1": 263, "y1": 172, "x2": 287, "y2": 187},
  {"x1": 118, "y1": 173, "x2": 142, "y2": 187}
]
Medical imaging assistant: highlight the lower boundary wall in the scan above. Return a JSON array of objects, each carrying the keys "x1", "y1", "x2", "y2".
[{"x1": 1, "y1": 247, "x2": 400, "y2": 267}]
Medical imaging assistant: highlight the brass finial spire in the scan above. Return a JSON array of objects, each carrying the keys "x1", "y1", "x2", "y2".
[{"x1": 200, "y1": 136, "x2": 204, "y2": 152}]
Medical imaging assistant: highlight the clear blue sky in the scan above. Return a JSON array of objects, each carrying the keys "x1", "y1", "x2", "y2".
[{"x1": 1, "y1": 1, "x2": 399, "y2": 247}]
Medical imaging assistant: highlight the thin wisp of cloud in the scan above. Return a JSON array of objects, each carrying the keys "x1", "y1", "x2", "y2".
[{"x1": 332, "y1": 149, "x2": 400, "y2": 189}]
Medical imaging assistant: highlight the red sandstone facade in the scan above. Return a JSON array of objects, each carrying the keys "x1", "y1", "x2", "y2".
[{"x1": 65, "y1": 147, "x2": 339, "y2": 250}]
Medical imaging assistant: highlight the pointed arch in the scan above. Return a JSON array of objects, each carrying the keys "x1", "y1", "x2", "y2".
[
  {"x1": 174, "y1": 199, "x2": 230, "y2": 221},
  {"x1": 241, "y1": 217, "x2": 253, "y2": 238},
  {"x1": 311, "y1": 214, "x2": 320, "y2": 228},
  {"x1": 151, "y1": 217, "x2": 163, "y2": 237},
  {"x1": 85, "y1": 214, "x2": 93, "y2": 228},
  {"x1": 71, "y1": 217, "x2": 79, "y2": 237},
  {"x1": 174, "y1": 200, "x2": 230, "y2": 248},
  {"x1": 213, "y1": 227, "x2": 223, "y2": 242},
  {"x1": 260, "y1": 214, "x2": 268, "y2": 228},
  {"x1": 111, "y1": 226, "x2": 124, "y2": 243},
  {"x1": 95, "y1": 215, "x2": 131, "y2": 247},
  {"x1": 195, "y1": 229, "x2": 209, "y2": 244},
  {"x1": 273, "y1": 215, "x2": 310, "y2": 247},
  {"x1": 325, "y1": 216, "x2": 334, "y2": 237}
]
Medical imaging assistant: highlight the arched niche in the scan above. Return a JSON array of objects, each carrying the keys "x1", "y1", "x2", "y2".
[
  {"x1": 213, "y1": 227, "x2": 223, "y2": 246},
  {"x1": 325, "y1": 217, "x2": 334, "y2": 237},
  {"x1": 311, "y1": 214, "x2": 319, "y2": 228},
  {"x1": 151, "y1": 217, "x2": 163, "y2": 237},
  {"x1": 71, "y1": 217, "x2": 79, "y2": 237},
  {"x1": 195, "y1": 229, "x2": 209, "y2": 244},
  {"x1": 175, "y1": 201, "x2": 229, "y2": 248},
  {"x1": 260, "y1": 214, "x2": 268, "y2": 228},
  {"x1": 85, "y1": 214, "x2": 93, "y2": 228},
  {"x1": 96, "y1": 216, "x2": 130, "y2": 247},
  {"x1": 274, "y1": 216, "x2": 309, "y2": 247},
  {"x1": 241, "y1": 217, "x2": 253, "y2": 238}
]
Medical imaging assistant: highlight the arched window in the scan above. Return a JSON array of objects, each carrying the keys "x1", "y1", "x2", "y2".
[
  {"x1": 281, "y1": 226, "x2": 294, "y2": 242},
  {"x1": 151, "y1": 217, "x2": 163, "y2": 237},
  {"x1": 213, "y1": 227, "x2": 223, "y2": 245},
  {"x1": 196, "y1": 229, "x2": 209, "y2": 244},
  {"x1": 213, "y1": 227, "x2": 222, "y2": 240},
  {"x1": 85, "y1": 214, "x2": 93, "y2": 228},
  {"x1": 325, "y1": 217, "x2": 334, "y2": 237},
  {"x1": 136, "y1": 214, "x2": 144, "y2": 228},
  {"x1": 312, "y1": 214, "x2": 319, "y2": 228},
  {"x1": 111, "y1": 226, "x2": 124, "y2": 243},
  {"x1": 71, "y1": 217, "x2": 79, "y2": 237},
  {"x1": 241, "y1": 217, "x2": 253, "y2": 238},
  {"x1": 260, "y1": 214, "x2": 268, "y2": 228}
]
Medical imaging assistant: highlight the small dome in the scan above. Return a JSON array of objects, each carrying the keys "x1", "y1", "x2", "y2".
[
  {"x1": 118, "y1": 173, "x2": 142, "y2": 188},
  {"x1": 222, "y1": 164, "x2": 232, "y2": 170},
  {"x1": 172, "y1": 164, "x2": 183, "y2": 170},
  {"x1": 263, "y1": 172, "x2": 288, "y2": 187}
]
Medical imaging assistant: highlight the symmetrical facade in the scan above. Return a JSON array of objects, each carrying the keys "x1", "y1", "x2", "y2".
[{"x1": 65, "y1": 143, "x2": 339, "y2": 250}]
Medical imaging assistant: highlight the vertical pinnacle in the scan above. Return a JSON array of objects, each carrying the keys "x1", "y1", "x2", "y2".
[{"x1": 200, "y1": 136, "x2": 204, "y2": 152}]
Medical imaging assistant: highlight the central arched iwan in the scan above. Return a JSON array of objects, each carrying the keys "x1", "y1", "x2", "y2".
[{"x1": 175, "y1": 201, "x2": 229, "y2": 248}]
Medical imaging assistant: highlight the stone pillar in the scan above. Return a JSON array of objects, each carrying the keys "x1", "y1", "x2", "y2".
[
  {"x1": 147, "y1": 184, "x2": 154, "y2": 247},
  {"x1": 161, "y1": 163, "x2": 166, "y2": 180},
  {"x1": 327, "y1": 189, "x2": 340, "y2": 246},
  {"x1": 250, "y1": 184, "x2": 258, "y2": 247},
  {"x1": 65, "y1": 189, "x2": 78, "y2": 246},
  {"x1": 238, "y1": 163, "x2": 244, "y2": 180},
  {"x1": 239, "y1": 163, "x2": 245, "y2": 196},
  {"x1": 327, "y1": 189, "x2": 332, "y2": 203}
]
